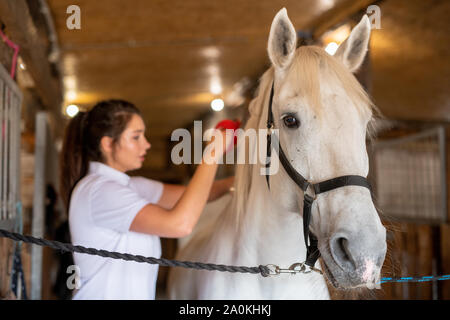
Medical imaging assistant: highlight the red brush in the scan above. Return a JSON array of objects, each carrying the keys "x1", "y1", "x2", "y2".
[{"x1": 215, "y1": 119, "x2": 241, "y2": 145}]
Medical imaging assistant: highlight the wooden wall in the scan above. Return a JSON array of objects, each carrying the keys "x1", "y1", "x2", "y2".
[
  {"x1": 372, "y1": 125, "x2": 450, "y2": 300},
  {"x1": 441, "y1": 126, "x2": 450, "y2": 299}
]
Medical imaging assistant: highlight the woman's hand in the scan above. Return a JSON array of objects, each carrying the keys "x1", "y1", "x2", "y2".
[
  {"x1": 203, "y1": 128, "x2": 234, "y2": 163},
  {"x1": 208, "y1": 176, "x2": 235, "y2": 202}
]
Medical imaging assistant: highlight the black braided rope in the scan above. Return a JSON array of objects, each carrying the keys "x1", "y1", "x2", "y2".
[{"x1": 0, "y1": 229, "x2": 270, "y2": 277}]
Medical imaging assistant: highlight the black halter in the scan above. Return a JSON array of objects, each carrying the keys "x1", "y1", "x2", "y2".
[{"x1": 265, "y1": 82, "x2": 372, "y2": 267}]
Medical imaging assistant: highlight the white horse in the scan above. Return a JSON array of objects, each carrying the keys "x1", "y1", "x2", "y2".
[{"x1": 167, "y1": 9, "x2": 387, "y2": 299}]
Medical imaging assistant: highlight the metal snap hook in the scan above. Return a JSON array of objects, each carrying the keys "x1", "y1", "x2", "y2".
[
  {"x1": 265, "y1": 264, "x2": 280, "y2": 276},
  {"x1": 264, "y1": 262, "x2": 323, "y2": 276},
  {"x1": 289, "y1": 262, "x2": 306, "y2": 273}
]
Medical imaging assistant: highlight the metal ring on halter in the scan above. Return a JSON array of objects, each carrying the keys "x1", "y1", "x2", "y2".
[
  {"x1": 304, "y1": 183, "x2": 317, "y2": 201},
  {"x1": 303, "y1": 264, "x2": 323, "y2": 275}
]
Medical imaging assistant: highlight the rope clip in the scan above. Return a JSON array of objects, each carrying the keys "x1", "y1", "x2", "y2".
[{"x1": 264, "y1": 262, "x2": 323, "y2": 276}]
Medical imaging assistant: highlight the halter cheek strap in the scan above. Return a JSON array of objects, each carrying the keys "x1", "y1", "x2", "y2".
[{"x1": 265, "y1": 82, "x2": 372, "y2": 267}]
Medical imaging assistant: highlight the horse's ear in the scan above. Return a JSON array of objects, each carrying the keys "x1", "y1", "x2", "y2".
[
  {"x1": 334, "y1": 15, "x2": 371, "y2": 73},
  {"x1": 268, "y1": 8, "x2": 297, "y2": 70}
]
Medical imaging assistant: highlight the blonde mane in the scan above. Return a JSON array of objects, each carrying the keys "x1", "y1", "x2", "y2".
[{"x1": 232, "y1": 45, "x2": 381, "y2": 229}]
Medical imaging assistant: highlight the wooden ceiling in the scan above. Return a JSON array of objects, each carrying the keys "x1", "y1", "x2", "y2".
[
  {"x1": 370, "y1": 0, "x2": 450, "y2": 122},
  {"x1": 43, "y1": 0, "x2": 450, "y2": 165},
  {"x1": 46, "y1": 0, "x2": 374, "y2": 139}
]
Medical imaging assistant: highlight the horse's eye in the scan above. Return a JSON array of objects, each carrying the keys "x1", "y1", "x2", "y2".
[{"x1": 283, "y1": 115, "x2": 300, "y2": 128}]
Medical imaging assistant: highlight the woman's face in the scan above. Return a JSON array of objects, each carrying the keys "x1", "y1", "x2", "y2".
[{"x1": 105, "y1": 114, "x2": 151, "y2": 172}]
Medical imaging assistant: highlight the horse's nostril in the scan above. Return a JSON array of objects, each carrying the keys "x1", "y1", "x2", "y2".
[
  {"x1": 339, "y1": 238, "x2": 351, "y2": 261},
  {"x1": 330, "y1": 236, "x2": 356, "y2": 271}
]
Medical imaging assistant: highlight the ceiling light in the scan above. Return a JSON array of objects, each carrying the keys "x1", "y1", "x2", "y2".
[
  {"x1": 325, "y1": 42, "x2": 339, "y2": 55},
  {"x1": 66, "y1": 90, "x2": 77, "y2": 101},
  {"x1": 210, "y1": 80, "x2": 222, "y2": 95},
  {"x1": 211, "y1": 99, "x2": 224, "y2": 112},
  {"x1": 66, "y1": 104, "x2": 79, "y2": 117},
  {"x1": 201, "y1": 46, "x2": 221, "y2": 59},
  {"x1": 321, "y1": 23, "x2": 351, "y2": 45}
]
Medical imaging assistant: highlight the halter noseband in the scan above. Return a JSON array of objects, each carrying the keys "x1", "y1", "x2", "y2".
[{"x1": 265, "y1": 82, "x2": 372, "y2": 267}]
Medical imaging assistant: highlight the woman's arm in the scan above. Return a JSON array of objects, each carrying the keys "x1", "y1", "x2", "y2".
[
  {"x1": 156, "y1": 184, "x2": 186, "y2": 210},
  {"x1": 130, "y1": 159, "x2": 218, "y2": 238},
  {"x1": 130, "y1": 130, "x2": 231, "y2": 238},
  {"x1": 207, "y1": 176, "x2": 234, "y2": 202},
  {"x1": 157, "y1": 176, "x2": 234, "y2": 210}
]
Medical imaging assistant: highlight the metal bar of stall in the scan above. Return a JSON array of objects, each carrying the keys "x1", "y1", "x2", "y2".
[
  {"x1": 0, "y1": 61, "x2": 22, "y2": 227},
  {"x1": 372, "y1": 126, "x2": 446, "y2": 223},
  {"x1": 10, "y1": 93, "x2": 21, "y2": 220},
  {"x1": 9, "y1": 92, "x2": 15, "y2": 221},
  {"x1": 6, "y1": 87, "x2": 11, "y2": 220},
  {"x1": 15, "y1": 94, "x2": 21, "y2": 217},
  {"x1": 3, "y1": 84, "x2": 8, "y2": 222}
]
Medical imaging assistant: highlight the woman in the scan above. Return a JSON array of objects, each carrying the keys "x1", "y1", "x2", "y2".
[{"x1": 59, "y1": 99, "x2": 234, "y2": 299}]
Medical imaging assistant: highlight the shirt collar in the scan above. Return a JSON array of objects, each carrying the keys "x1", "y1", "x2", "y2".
[{"x1": 88, "y1": 161, "x2": 130, "y2": 186}]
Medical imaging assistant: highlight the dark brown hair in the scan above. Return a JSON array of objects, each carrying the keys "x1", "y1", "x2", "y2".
[{"x1": 59, "y1": 99, "x2": 141, "y2": 211}]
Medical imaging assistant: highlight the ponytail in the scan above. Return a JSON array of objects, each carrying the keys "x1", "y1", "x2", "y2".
[{"x1": 59, "y1": 111, "x2": 89, "y2": 212}]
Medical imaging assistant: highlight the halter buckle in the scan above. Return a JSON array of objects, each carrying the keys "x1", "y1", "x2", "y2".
[
  {"x1": 267, "y1": 123, "x2": 274, "y2": 135},
  {"x1": 304, "y1": 183, "x2": 317, "y2": 201}
]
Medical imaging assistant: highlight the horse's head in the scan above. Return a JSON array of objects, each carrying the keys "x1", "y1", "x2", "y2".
[{"x1": 265, "y1": 8, "x2": 386, "y2": 289}]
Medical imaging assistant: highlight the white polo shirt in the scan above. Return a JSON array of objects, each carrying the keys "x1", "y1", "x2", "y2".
[{"x1": 69, "y1": 161, "x2": 164, "y2": 300}]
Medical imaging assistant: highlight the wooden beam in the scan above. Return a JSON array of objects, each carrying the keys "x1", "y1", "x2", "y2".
[
  {"x1": 310, "y1": 0, "x2": 380, "y2": 39},
  {"x1": 0, "y1": 0, "x2": 64, "y2": 138}
]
